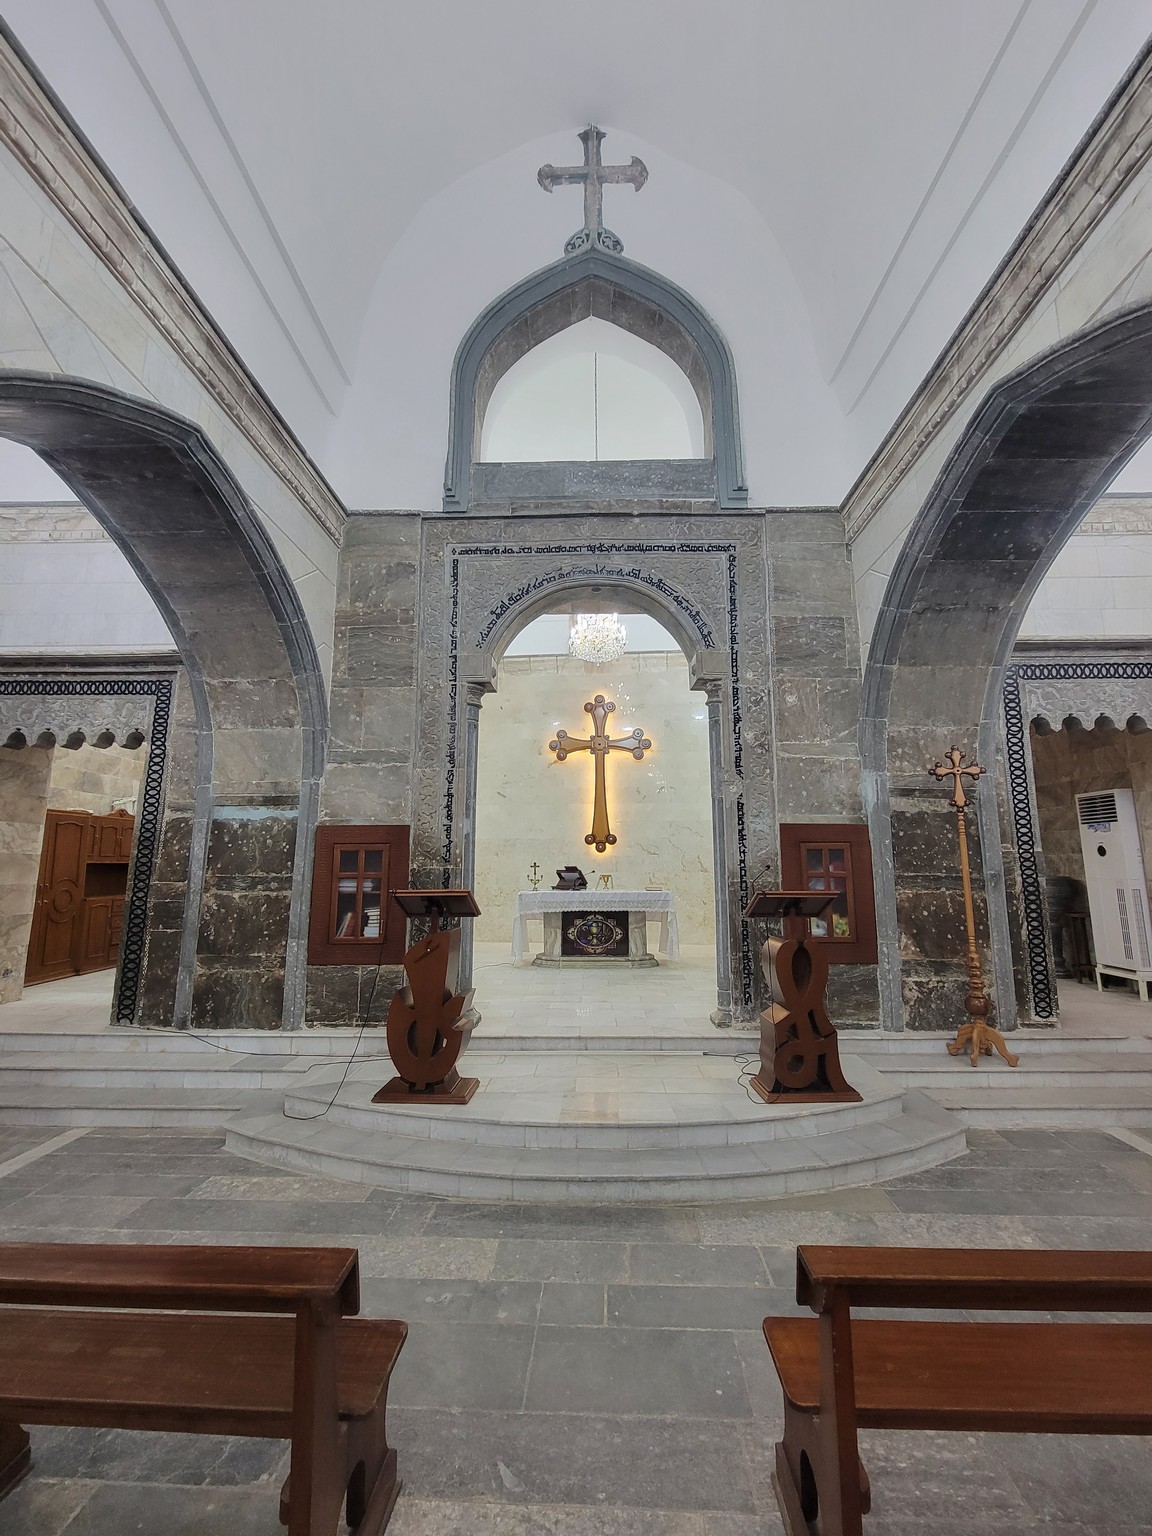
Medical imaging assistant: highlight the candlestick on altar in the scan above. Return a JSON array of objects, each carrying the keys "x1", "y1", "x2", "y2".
[{"x1": 929, "y1": 746, "x2": 1019, "y2": 1068}]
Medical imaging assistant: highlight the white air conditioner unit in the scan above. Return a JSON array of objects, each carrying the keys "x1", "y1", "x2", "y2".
[{"x1": 1076, "y1": 788, "x2": 1152, "y2": 971}]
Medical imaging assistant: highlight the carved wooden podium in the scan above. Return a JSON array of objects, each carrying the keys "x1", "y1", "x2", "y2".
[
  {"x1": 373, "y1": 889, "x2": 482, "y2": 1105},
  {"x1": 743, "y1": 890, "x2": 861, "y2": 1104}
]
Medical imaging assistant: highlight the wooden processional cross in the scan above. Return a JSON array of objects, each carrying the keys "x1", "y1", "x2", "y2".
[{"x1": 549, "y1": 695, "x2": 651, "y2": 853}]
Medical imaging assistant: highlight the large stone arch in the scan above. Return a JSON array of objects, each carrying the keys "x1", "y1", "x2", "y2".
[
  {"x1": 0, "y1": 372, "x2": 328, "y2": 1029},
  {"x1": 860, "y1": 304, "x2": 1152, "y2": 1031},
  {"x1": 444, "y1": 249, "x2": 747, "y2": 511}
]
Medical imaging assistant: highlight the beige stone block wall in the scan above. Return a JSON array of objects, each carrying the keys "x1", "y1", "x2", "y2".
[
  {"x1": 473, "y1": 651, "x2": 716, "y2": 946},
  {"x1": 0, "y1": 744, "x2": 51, "y2": 1002},
  {"x1": 46, "y1": 742, "x2": 146, "y2": 816},
  {"x1": 1030, "y1": 725, "x2": 1152, "y2": 887}
]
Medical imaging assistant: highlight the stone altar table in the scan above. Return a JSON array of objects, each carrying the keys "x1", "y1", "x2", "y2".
[{"x1": 512, "y1": 890, "x2": 679, "y2": 967}]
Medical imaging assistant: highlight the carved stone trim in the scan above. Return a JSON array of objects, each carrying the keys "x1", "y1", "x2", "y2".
[
  {"x1": 0, "y1": 31, "x2": 345, "y2": 543},
  {"x1": 844, "y1": 46, "x2": 1152, "y2": 544}
]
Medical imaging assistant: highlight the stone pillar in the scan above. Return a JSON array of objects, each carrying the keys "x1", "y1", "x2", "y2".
[
  {"x1": 0, "y1": 745, "x2": 51, "y2": 1003},
  {"x1": 459, "y1": 681, "x2": 490, "y2": 991},
  {"x1": 704, "y1": 680, "x2": 733, "y2": 1025}
]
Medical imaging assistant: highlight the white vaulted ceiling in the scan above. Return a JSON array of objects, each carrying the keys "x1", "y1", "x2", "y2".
[{"x1": 3, "y1": 0, "x2": 1150, "y2": 507}]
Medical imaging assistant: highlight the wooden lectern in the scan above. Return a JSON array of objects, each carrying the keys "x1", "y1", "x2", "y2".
[
  {"x1": 373, "y1": 889, "x2": 482, "y2": 1106},
  {"x1": 743, "y1": 890, "x2": 861, "y2": 1104}
]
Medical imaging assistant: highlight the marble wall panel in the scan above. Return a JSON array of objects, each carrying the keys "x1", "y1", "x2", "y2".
[{"x1": 473, "y1": 652, "x2": 716, "y2": 944}]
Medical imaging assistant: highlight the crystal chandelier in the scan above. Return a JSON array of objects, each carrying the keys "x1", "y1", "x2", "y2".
[{"x1": 569, "y1": 613, "x2": 627, "y2": 664}]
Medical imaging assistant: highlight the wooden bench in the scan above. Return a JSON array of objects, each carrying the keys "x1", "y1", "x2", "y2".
[
  {"x1": 763, "y1": 1244, "x2": 1152, "y2": 1536},
  {"x1": 0, "y1": 1242, "x2": 406, "y2": 1536}
]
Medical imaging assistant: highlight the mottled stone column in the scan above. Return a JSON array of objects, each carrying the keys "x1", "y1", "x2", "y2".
[
  {"x1": 459, "y1": 681, "x2": 491, "y2": 990},
  {"x1": 703, "y1": 679, "x2": 733, "y2": 1025},
  {"x1": 0, "y1": 745, "x2": 51, "y2": 1003}
]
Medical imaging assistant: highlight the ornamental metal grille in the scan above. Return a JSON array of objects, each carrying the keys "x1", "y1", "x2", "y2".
[
  {"x1": 1003, "y1": 659, "x2": 1152, "y2": 1020},
  {"x1": 0, "y1": 675, "x2": 172, "y2": 1024}
]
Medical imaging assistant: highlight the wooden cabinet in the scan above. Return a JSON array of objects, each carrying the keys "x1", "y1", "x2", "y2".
[
  {"x1": 24, "y1": 810, "x2": 134, "y2": 985},
  {"x1": 308, "y1": 825, "x2": 410, "y2": 965},
  {"x1": 779, "y1": 822, "x2": 878, "y2": 965}
]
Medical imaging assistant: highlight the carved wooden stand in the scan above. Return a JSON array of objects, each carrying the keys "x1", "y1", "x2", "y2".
[
  {"x1": 373, "y1": 890, "x2": 482, "y2": 1106},
  {"x1": 744, "y1": 892, "x2": 861, "y2": 1104},
  {"x1": 930, "y1": 748, "x2": 1020, "y2": 1069}
]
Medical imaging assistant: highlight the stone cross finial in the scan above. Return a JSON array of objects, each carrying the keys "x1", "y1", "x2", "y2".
[{"x1": 537, "y1": 126, "x2": 648, "y2": 255}]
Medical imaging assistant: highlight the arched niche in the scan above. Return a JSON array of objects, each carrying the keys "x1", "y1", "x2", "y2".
[
  {"x1": 444, "y1": 250, "x2": 747, "y2": 511},
  {"x1": 861, "y1": 303, "x2": 1152, "y2": 1032},
  {"x1": 0, "y1": 371, "x2": 328, "y2": 1030}
]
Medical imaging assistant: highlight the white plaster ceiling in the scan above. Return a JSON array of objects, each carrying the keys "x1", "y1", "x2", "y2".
[{"x1": 4, "y1": 0, "x2": 1151, "y2": 507}]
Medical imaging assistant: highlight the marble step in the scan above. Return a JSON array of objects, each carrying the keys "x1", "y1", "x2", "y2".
[
  {"x1": 225, "y1": 1091, "x2": 965, "y2": 1204},
  {"x1": 929, "y1": 1082, "x2": 1152, "y2": 1128},
  {"x1": 872, "y1": 1051, "x2": 1152, "y2": 1091},
  {"x1": 0, "y1": 1085, "x2": 284, "y2": 1128},
  {"x1": 0, "y1": 1051, "x2": 312, "y2": 1090},
  {"x1": 283, "y1": 1053, "x2": 903, "y2": 1149},
  {"x1": 849, "y1": 1032, "x2": 1152, "y2": 1056}
]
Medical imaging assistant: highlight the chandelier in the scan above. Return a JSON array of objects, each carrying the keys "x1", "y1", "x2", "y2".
[{"x1": 569, "y1": 613, "x2": 627, "y2": 664}]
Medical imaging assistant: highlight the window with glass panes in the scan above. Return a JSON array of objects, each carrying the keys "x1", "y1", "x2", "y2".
[
  {"x1": 779, "y1": 823, "x2": 877, "y2": 964},
  {"x1": 308, "y1": 824, "x2": 410, "y2": 964}
]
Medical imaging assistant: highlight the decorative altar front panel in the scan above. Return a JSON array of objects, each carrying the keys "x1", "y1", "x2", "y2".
[{"x1": 512, "y1": 889, "x2": 679, "y2": 961}]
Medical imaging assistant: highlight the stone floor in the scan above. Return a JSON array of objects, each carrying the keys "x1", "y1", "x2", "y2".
[{"x1": 3, "y1": 1123, "x2": 1152, "y2": 1534}]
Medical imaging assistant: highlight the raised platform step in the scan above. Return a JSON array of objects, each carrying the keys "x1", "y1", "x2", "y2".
[
  {"x1": 861, "y1": 1050, "x2": 1152, "y2": 1092},
  {"x1": 283, "y1": 1053, "x2": 903, "y2": 1149},
  {"x1": 0, "y1": 1050, "x2": 313, "y2": 1090},
  {"x1": 0, "y1": 1085, "x2": 284, "y2": 1128},
  {"x1": 847, "y1": 1032, "x2": 1152, "y2": 1057},
  {"x1": 932, "y1": 1083, "x2": 1152, "y2": 1128},
  {"x1": 223, "y1": 1054, "x2": 966, "y2": 1203}
]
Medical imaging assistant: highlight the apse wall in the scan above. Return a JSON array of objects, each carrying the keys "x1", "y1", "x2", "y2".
[{"x1": 472, "y1": 649, "x2": 716, "y2": 948}]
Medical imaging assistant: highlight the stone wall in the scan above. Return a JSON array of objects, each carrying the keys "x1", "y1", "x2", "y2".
[
  {"x1": 1030, "y1": 723, "x2": 1152, "y2": 891},
  {"x1": 47, "y1": 742, "x2": 146, "y2": 816},
  {"x1": 308, "y1": 505, "x2": 879, "y2": 1029},
  {"x1": 0, "y1": 744, "x2": 50, "y2": 1003},
  {"x1": 473, "y1": 651, "x2": 716, "y2": 946}
]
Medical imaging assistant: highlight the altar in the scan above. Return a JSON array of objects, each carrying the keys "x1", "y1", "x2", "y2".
[{"x1": 512, "y1": 889, "x2": 680, "y2": 967}]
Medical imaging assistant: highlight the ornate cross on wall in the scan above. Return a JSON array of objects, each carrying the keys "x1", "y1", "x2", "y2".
[
  {"x1": 549, "y1": 695, "x2": 651, "y2": 852},
  {"x1": 537, "y1": 125, "x2": 648, "y2": 255}
]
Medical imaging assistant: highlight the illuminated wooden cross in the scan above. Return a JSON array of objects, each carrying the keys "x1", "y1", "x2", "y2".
[{"x1": 550, "y1": 695, "x2": 651, "y2": 853}]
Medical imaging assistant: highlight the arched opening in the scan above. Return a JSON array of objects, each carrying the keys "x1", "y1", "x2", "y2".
[
  {"x1": 469, "y1": 597, "x2": 720, "y2": 1031},
  {"x1": 0, "y1": 373, "x2": 327, "y2": 1030},
  {"x1": 861, "y1": 305, "x2": 1152, "y2": 1033},
  {"x1": 479, "y1": 316, "x2": 706, "y2": 462},
  {"x1": 444, "y1": 250, "x2": 746, "y2": 510}
]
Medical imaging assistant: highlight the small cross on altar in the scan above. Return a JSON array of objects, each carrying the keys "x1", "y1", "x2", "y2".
[
  {"x1": 550, "y1": 694, "x2": 651, "y2": 852},
  {"x1": 538, "y1": 125, "x2": 648, "y2": 255}
]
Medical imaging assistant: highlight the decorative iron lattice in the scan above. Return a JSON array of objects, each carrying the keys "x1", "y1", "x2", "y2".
[
  {"x1": 1003, "y1": 659, "x2": 1152, "y2": 1021},
  {"x1": 0, "y1": 676, "x2": 172, "y2": 1024}
]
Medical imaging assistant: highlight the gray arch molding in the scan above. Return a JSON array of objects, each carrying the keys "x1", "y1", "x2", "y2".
[
  {"x1": 0, "y1": 371, "x2": 329, "y2": 1029},
  {"x1": 445, "y1": 249, "x2": 748, "y2": 511},
  {"x1": 860, "y1": 302, "x2": 1152, "y2": 1031}
]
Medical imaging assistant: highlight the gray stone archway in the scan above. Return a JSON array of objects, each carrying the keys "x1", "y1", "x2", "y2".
[
  {"x1": 0, "y1": 372, "x2": 328, "y2": 1029},
  {"x1": 861, "y1": 304, "x2": 1152, "y2": 1031},
  {"x1": 444, "y1": 249, "x2": 747, "y2": 512},
  {"x1": 410, "y1": 523, "x2": 775, "y2": 1024}
]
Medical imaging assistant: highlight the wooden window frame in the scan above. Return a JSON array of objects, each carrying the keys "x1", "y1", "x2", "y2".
[
  {"x1": 307, "y1": 824, "x2": 410, "y2": 965},
  {"x1": 779, "y1": 822, "x2": 877, "y2": 965}
]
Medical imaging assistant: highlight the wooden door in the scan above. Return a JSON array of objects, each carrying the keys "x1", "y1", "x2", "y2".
[
  {"x1": 75, "y1": 896, "x2": 125, "y2": 974},
  {"x1": 24, "y1": 811, "x2": 90, "y2": 985}
]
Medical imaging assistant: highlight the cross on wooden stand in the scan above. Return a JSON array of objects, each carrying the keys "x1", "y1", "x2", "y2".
[
  {"x1": 537, "y1": 125, "x2": 648, "y2": 255},
  {"x1": 549, "y1": 695, "x2": 651, "y2": 853},
  {"x1": 929, "y1": 746, "x2": 1020, "y2": 1068}
]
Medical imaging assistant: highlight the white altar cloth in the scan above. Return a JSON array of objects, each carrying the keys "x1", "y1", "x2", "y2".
[{"x1": 512, "y1": 889, "x2": 679, "y2": 961}]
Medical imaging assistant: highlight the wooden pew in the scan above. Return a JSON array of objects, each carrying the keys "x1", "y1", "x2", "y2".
[
  {"x1": 763, "y1": 1244, "x2": 1152, "y2": 1536},
  {"x1": 0, "y1": 1242, "x2": 406, "y2": 1536}
]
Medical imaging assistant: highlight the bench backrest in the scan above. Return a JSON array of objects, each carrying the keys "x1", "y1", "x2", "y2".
[
  {"x1": 0, "y1": 1242, "x2": 360, "y2": 1536},
  {"x1": 0, "y1": 1242, "x2": 360, "y2": 1314},
  {"x1": 796, "y1": 1245, "x2": 1152, "y2": 1315}
]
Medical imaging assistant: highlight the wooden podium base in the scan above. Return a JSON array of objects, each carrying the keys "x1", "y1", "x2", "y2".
[
  {"x1": 748, "y1": 1070, "x2": 860, "y2": 1106},
  {"x1": 372, "y1": 1076, "x2": 479, "y2": 1105}
]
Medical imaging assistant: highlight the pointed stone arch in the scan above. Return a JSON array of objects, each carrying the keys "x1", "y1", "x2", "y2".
[
  {"x1": 0, "y1": 372, "x2": 328, "y2": 1029},
  {"x1": 444, "y1": 249, "x2": 747, "y2": 511}
]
